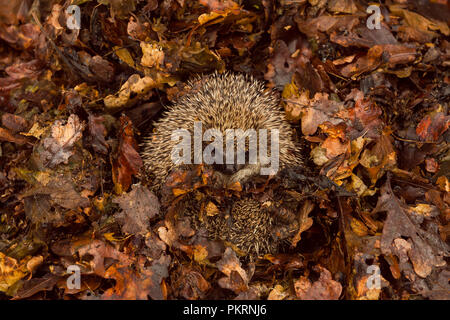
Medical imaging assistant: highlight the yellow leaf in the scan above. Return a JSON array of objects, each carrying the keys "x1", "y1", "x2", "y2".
[
  {"x1": 350, "y1": 218, "x2": 369, "y2": 237},
  {"x1": 140, "y1": 42, "x2": 164, "y2": 68},
  {"x1": 0, "y1": 253, "x2": 28, "y2": 293},
  {"x1": 193, "y1": 244, "x2": 209, "y2": 263},
  {"x1": 198, "y1": 12, "x2": 225, "y2": 25},
  {"x1": 114, "y1": 46, "x2": 135, "y2": 68},
  {"x1": 172, "y1": 188, "x2": 188, "y2": 197}
]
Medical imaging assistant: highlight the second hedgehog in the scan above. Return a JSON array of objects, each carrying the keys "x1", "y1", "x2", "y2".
[{"x1": 141, "y1": 72, "x2": 302, "y2": 189}]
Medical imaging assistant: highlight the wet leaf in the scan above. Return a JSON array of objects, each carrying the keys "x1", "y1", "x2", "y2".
[
  {"x1": 112, "y1": 115, "x2": 143, "y2": 194},
  {"x1": 416, "y1": 112, "x2": 449, "y2": 142}
]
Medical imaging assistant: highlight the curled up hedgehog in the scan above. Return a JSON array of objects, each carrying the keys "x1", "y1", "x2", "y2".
[{"x1": 141, "y1": 72, "x2": 303, "y2": 259}]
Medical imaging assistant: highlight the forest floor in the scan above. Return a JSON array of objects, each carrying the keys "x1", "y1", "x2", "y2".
[{"x1": 0, "y1": 0, "x2": 449, "y2": 300}]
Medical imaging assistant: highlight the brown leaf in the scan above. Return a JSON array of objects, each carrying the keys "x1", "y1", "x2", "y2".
[
  {"x1": 340, "y1": 47, "x2": 382, "y2": 78},
  {"x1": 140, "y1": 42, "x2": 164, "y2": 68},
  {"x1": 416, "y1": 112, "x2": 449, "y2": 142},
  {"x1": 327, "y1": 0, "x2": 357, "y2": 14},
  {"x1": 359, "y1": 131, "x2": 396, "y2": 184},
  {"x1": 216, "y1": 247, "x2": 250, "y2": 294},
  {"x1": 102, "y1": 254, "x2": 170, "y2": 300},
  {"x1": 321, "y1": 137, "x2": 348, "y2": 159},
  {"x1": 291, "y1": 200, "x2": 314, "y2": 247},
  {"x1": 0, "y1": 252, "x2": 28, "y2": 293},
  {"x1": 113, "y1": 184, "x2": 160, "y2": 235},
  {"x1": 112, "y1": 115, "x2": 143, "y2": 194},
  {"x1": 265, "y1": 39, "x2": 323, "y2": 94},
  {"x1": 77, "y1": 240, "x2": 132, "y2": 277},
  {"x1": 353, "y1": 96, "x2": 383, "y2": 135},
  {"x1": 389, "y1": 6, "x2": 449, "y2": 37},
  {"x1": 199, "y1": 0, "x2": 240, "y2": 12},
  {"x1": 5, "y1": 59, "x2": 44, "y2": 80},
  {"x1": 351, "y1": 252, "x2": 386, "y2": 300},
  {"x1": 175, "y1": 266, "x2": 211, "y2": 300},
  {"x1": 86, "y1": 114, "x2": 109, "y2": 154},
  {"x1": 0, "y1": 127, "x2": 30, "y2": 145},
  {"x1": 296, "y1": 15, "x2": 360, "y2": 38},
  {"x1": 13, "y1": 274, "x2": 60, "y2": 299},
  {"x1": 268, "y1": 284, "x2": 290, "y2": 300},
  {"x1": 294, "y1": 266, "x2": 342, "y2": 300},
  {"x1": 0, "y1": 0, "x2": 30, "y2": 25},
  {"x1": 0, "y1": 23, "x2": 40, "y2": 50},
  {"x1": 381, "y1": 44, "x2": 417, "y2": 68},
  {"x1": 373, "y1": 176, "x2": 449, "y2": 278},
  {"x1": 104, "y1": 74, "x2": 158, "y2": 109},
  {"x1": 161, "y1": 165, "x2": 205, "y2": 201},
  {"x1": 127, "y1": 17, "x2": 149, "y2": 41},
  {"x1": 420, "y1": 269, "x2": 450, "y2": 300},
  {"x1": 357, "y1": 26, "x2": 398, "y2": 46},
  {"x1": 0, "y1": 59, "x2": 44, "y2": 93},
  {"x1": 1, "y1": 113, "x2": 29, "y2": 133},
  {"x1": 59, "y1": 275, "x2": 102, "y2": 296},
  {"x1": 99, "y1": 0, "x2": 136, "y2": 20},
  {"x1": 89, "y1": 56, "x2": 115, "y2": 83},
  {"x1": 144, "y1": 230, "x2": 167, "y2": 259},
  {"x1": 264, "y1": 253, "x2": 304, "y2": 272},
  {"x1": 299, "y1": 93, "x2": 344, "y2": 136},
  {"x1": 21, "y1": 174, "x2": 90, "y2": 213}
]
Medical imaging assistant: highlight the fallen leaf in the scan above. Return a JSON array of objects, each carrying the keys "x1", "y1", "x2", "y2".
[
  {"x1": 102, "y1": 254, "x2": 170, "y2": 300},
  {"x1": 416, "y1": 112, "x2": 449, "y2": 142},
  {"x1": 216, "y1": 247, "x2": 250, "y2": 294},
  {"x1": 294, "y1": 266, "x2": 342, "y2": 300},
  {"x1": 290, "y1": 200, "x2": 314, "y2": 247},
  {"x1": 40, "y1": 114, "x2": 85, "y2": 168},
  {"x1": 113, "y1": 184, "x2": 160, "y2": 235},
  {"x1": 373, "y1": 175, "x2": 449, "y2": 278},
  {"x1": 140, "y1": 42, "x2": 164, "y2": 69},
  {"x1": 175, "y1": 266, "x2": 210, "y2": 300},
  {"x1": 104, "y1": 74, "x2": 158, "y2": 109},
  {"x1": 13, "y1": 274, "x2": 60, "y2": 299},
  {"x1": 112, "y1": 115, "x2": 143, "y2": 194}
]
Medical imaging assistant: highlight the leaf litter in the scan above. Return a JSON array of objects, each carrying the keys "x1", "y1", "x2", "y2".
[{"x1": 0, "y1": 0, "x2": 449, "y2": 300}]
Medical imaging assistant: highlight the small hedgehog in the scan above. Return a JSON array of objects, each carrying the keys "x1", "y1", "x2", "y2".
[
  {"x1": 141, "y1": 72, "x2": 303, "y2": 259},
  {"x1": 141, "y1": 72, "x2": 302, "y2": 190},
  {"x1": 189, "y1": 197, "x2": 277, "y2": 257},
  {"x1": 183, "y1": 193, "x2": 299, "y2": 258}
]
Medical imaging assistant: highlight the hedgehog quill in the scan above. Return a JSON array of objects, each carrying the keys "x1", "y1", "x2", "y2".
[
  {"x1": 169, "y1": 121, "x2": 281, "y2": 176},
  {"x1": 141, "y1": 72, "x2": 302, "y2": 189}
]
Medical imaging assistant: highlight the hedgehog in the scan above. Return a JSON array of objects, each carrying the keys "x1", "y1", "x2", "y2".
[
  {"x1": 141, "y1": 72, "x2": 302, "y2": 190},
  {"x1": 185, "y1": 196, "x2": 277, "y2": 257},
  {"x1": 183, "y1": 194, "x2": 299, "y2": 258},
  {"x1": 140, "y1": 72, "x2": 303, "y2": 259}
]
